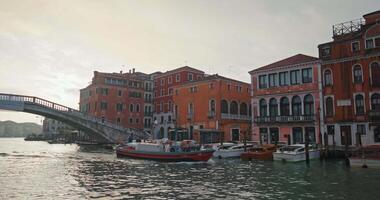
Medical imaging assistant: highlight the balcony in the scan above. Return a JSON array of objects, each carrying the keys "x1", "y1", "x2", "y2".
[
  {"x1": 208, "y1": 111, "x2": 215, "y2": 118},
  {"x1": 254, "y1": 115, "x2": 316, "y2": 124},
  {"x1": 369, "y1": 110, "x2": 380, "y2": 122},
  {"x1": 144, "y1": 112, "x2": 153, "y2": 116},
  {"x1": 221, "y1": 113, "x2": 251, "y2": 121}
]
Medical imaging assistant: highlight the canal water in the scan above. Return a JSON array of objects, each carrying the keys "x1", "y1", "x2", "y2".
[{"x1": 0, "y1": 138, "x2": 379, "y2": 200}]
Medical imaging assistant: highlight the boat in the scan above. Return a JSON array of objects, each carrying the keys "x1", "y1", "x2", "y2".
[
  {"x1": 116, "y1": 139, "x2": 215, "y2": 162},
  {"x1": 349, "y1": 145, "x2": 380, "y2": 168},
  {"x1": 213, "y1": 143, "x2": 256, "y2": 159},
  {"x1": 273, "y1": 144, "x2": 320, "y2": 162},
  {"x1": 241, "y1": 144, "x2": 277, "y2": 161}
]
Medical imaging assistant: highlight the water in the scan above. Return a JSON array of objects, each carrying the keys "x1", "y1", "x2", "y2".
[{"x1": 0, "y1": 138, "x2": 379, "y2": 200}]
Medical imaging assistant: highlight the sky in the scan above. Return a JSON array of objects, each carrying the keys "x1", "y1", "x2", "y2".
[{"x1": 0, "y1": 0, "x2": 379, "y2": 124}]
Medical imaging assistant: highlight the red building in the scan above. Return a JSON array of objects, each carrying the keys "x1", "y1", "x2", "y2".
[
  {"x1": 318, "y1": 11, "x2": 380, "y2": 145},
  {"x1": 153, "y1": 66, "x2": 205, "y2": 138},
  {"x1": 318, "y1": 10, "x2": 380, "y2": 146},
  {"x1": 79, "y1": 69, "x2": 153, "y2": 130},
  {"x1": 249, "y1": 54, "x2": 323, "y2": 145},
  {"x1": 172, "y1": 74, "x2": 251, "y2": 144}
]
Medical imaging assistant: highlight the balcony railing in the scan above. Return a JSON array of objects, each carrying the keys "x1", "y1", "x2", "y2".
[
  {"x1": 369, "y1": 110, "x2": 380, "y2": 122},
  {"x1": 333, "y1": 18, "x2": 365, "y2": 37},
  {"x1": 254, "y1": 115, "x2": 316, "y2": 123},
  {"x1": 221, "y1": 113, "x2": 251, "y2": 121}
]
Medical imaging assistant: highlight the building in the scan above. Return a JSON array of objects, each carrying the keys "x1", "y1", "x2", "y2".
[
  {"x1": 249, "y1": 54, "x2": 323, "y2": 145},
  {"x1": 172, "y1": 74, "x2": 251, "y2": 144},
  {"x1": 318, "y1": 10, "x2": 380, "y2": 146},
  {"x1": 79, "y1": 69, "x2": 148, "y2": 130},
  {"x1": 42, "y1": 117, "x2": 74, "y2": 139},
  {"x1": 152, "y1": 66, "x2": 205, "y2": 139}
]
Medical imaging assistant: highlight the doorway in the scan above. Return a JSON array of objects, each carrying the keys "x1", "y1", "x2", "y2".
[
  {"x1": 231, "y1": 128, "x2": 240, "y2": 141},
  {"x1": 340, "y1": 126, "x2": 352, "y2": 146}
]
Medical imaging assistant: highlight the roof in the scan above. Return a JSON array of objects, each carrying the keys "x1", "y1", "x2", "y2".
[
  {"x1": 363, "y1": 10, "x2": 380, "y2": 17},
  {"x1": 249, "y1": 54, "x2": 319, "y2": 74},
  {"x1": 154, "y1": 66, "x2": 204, "y2": 78},
  {"x1": 177, "y1": 73, "x2": 250, "y2": 87}
]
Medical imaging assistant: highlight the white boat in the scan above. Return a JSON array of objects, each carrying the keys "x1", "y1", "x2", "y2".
[
  {"x1": 213, "y1": 143, "x2": 255, "y2": 159},
  {"x1": 273, "y1": 144, "x2": 320, "y2": 162},
  {"x1": 349, "y1": 145, "x2": 380, "y2": 168}
]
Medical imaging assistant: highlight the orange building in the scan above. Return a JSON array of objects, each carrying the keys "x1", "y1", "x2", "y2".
[
  {"x1": 318, "y1": 10, "x2": 380, "y2": 146},
  {"x1": 172, "y1": 74, "x2": 251, "y2": 144}
]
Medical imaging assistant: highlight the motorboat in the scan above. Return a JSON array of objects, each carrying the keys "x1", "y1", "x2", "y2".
[
  {"x1": 273, "y1": 144, "x2": 320, "y2": 162},
  {"x1": 349, "y1": 145, "x2": 380, "y2": 168},
  {"x1": 213, "y1": 143, "x2": 256, "y2": 159},
  {"x1": 116, "y1": 139, "x2": 215, "y2": 162},
  {"x1": 241, "y1": 144, "x2": 277, "y2": 161}
]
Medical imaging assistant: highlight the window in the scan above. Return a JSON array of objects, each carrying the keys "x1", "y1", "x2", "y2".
[
  {"x1": 230, "y1": 101, "x2": 238, "y2": 115},
  {"x1": 176, "y1": 74, "x2": 180, "y2": 82},
  {"x1": 292, "y1": 127, "x2": 303, "y2": 144},
  {"x1": 129, "y1": 104, "x2": 134, "y2": 112},
  {"x1": 160, "y1": 102, "x2": 163, "y2": 112},
  {"x1": 101, "y1": 88, "x2": 108, "y2": 95},
  {"x1": 100, "y1": 102, "x2": 107, "y2": 110},
  {"x1": 355, "y1": 94, "x2": 364, "y2": 115},
  {"x1": 168, "y1": 88, "x2": 173, "y2": 95},
  {"x1": 305, "y1": 127, "x2": 316, "y2": 143},
  {"x1": 168, "y1": 101, "x2": 172, "y2": 111},
  {"x1": 269, "y1": 98, "x2": 278, "y2": 117},
  {"x1": 325, "y1": 97, "x2": 334, "y2": 117},
  {"x1": 269, "y1": 128, "x2": 279, "y2": 144},
  {"x1": 292, "y1": 96, "x2": 302, "y2": 116},
  {"x1": 116, "y1": 103, "x2": 123, "y2": 112},
  {"x1": 371, "y1": 94, "x2": 380, "y2": 111},
  {"x1": 258, "y1": 75, "x2": 267, "y2": 89},
  {"x1": 117, "y1": 117, "x2": 121, "y2": 124},
  {"x1": 304, "y1": 94, "x2": 314, "y2": 116},
  {"x1": 280, "y1": 97, "x2": 290, "y2": 116},
  {"x1": 209, "y1": 99, "x2": 216, "y2": 114},
  {"x1": 160, "y1": 78, "x2": 165, "y2": 86},
  {"x1": 268, "y1": 73, "x2": 277, "y2": 87},
  {"x1": 352, "y1": 41, "x2": 360, "y2": 52},
  {"x1": 129, "y1": 118, "x2": 133, "y2": 124},
  {"x1": 240, "y1": 102, "x2": 247, "y2": 115},
  {"x1": 188, "y1": 73, "x2": 193, "y2": 81},
  {"x1": 118, "y1": 90, "x2": 122, "y2": 97},
  {"x1": 321, "y1": 47, "x2": 331, "y2": 57},
  {"x1": 221, "y1": 100, "x2": 228, "y2": 114},
  {"x1": 353, "y1": 65, "x2": 363, "y2": 83},
  {"x1": 302, "y1": 68, "x2": 312, "y2": 83},
  {"x1": 168, "y1": 115, "x2": 172, "y2": 122},
  {"x1": 209, "y1": 83, "x2": 214, "y2": 89},
  {"x1": 135, "y1": 118, "x2": 139, "y2": 124},
  {"x1": 371, "y1": 62, "x2": 380, "y2": 87},
  {"x1": 168, "y1": 76, "x2": 172, "y2": 84},
  {"x1": 290, "y1": 70, "x2": 300, "y2": 85},
  {"x1": 279, "y1": 72, "x2": 288, "y2": 86},
  {"x1": 227, "y1": 84, "x2": 231, "y2": 90},
  {"x1": 136, "y1": 104, "x2": 140, "y2": 112},
  {"x1": 357, "y1": 124, "x2": 366, "y2": 135},
  {"x1": 259, "y1": 99, "x2": 267, "y2": 117},
  {"x1": 188, "y1": 103, "x2": 194, "y2": 115},
  {"x1": 324, "y1": 69, "x2": 333, "y2": 86},
  {"x1": 366, "y1": 39, "x2": 375, "y2": 49}
]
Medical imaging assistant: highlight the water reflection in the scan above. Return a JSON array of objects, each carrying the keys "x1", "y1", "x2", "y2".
[{"x1": 1, "y1": 138, "x2": 380, "y2": 199}]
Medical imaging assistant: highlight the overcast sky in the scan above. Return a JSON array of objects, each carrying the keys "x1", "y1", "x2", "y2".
[{"x1": 0, "y1": 0, "x2": 379, "y2": 124}]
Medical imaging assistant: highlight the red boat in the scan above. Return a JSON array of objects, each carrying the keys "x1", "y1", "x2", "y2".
[
  {"x1": 241, "y1": 144, "x2": 277, "y2": 161},
  {"x1": 116, "y1": 141, "x2": 215, "y2": 162}
]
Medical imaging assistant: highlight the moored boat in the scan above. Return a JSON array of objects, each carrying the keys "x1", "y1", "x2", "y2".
[
  {"x1": 349, "y1": 145, "x2": 380, "y2": 168},
  {"x1": 241, "y1": 144, "x2": 277, "y2": 161},
  {"x1": 116, "y1": 140, "x2": 215, "y2": 162},
  {"x1": 213, "y1": 143, "x2": 256, "y2": 159},
  {"x1": 273, "y1": 144, "x2": 320, "y2": 162}
]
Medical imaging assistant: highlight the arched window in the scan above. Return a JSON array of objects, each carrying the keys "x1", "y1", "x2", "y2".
[
  {"x1": 304, "y1": 94, "x2": 314, "y2": 116},
  {"x1": 292, "y1": 96, "x2": 302, "y2": 116},
  {"x1": 230, "y1": 101, "x2": 238, "y2": 115},
  {"x1": 221, "y1": 100, "x2": 228, "y2": 114},
  {"x1": 240, "y1": 102, "x2": 248, "y2": 115},
  {"x1": 129, "y1": 104, "x2": 134, "y2": 112},
  {"x1": 280, "y1": 97, "x2": 290, "y2": 116},
  {"x1": 325, "y1": 97, "x2": 334, "y2": 116},
  {"x1": 355, "y1": 94, "x2": 364, "y2": 115},
  {"x1": 259, "y1": 99, "x2": 267, "y2": 117},
  {"x1": 371, "y1": 93, "x2": 380, "y2": 111},
  {"x1": 353, "y1": 65, "x2": 363, "y2": 83},
  {"x1": 136, "y1": 104, "x2": 140, "y2": 112},
  {"x1": 168, "y1": 101, "x2": 172, "y2": 111},
  {"x1": 371, "y1": 62, "x2": 380, "y2": 87},
  {"x1": 209, "y1": 99, "x2": 216, "y2": 112},
  {"x1": 324, "y1": 69, "x2": 332, "y2": 86},
  {"x1": 269, "y1": 98, "x2": 278, "y2": 117},
  {"x1": 188, "y1": 103, "x2": 194, "y2": 116}
]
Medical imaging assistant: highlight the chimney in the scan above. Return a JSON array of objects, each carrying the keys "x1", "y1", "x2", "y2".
[
  {"x1": 129, "y1": 69, "x2": 131, "y2": 73},
  {"x1": 132, "y1": 68, "x2": 135, "y2": 73},
  {"x1": 120, "y1": 70, "x2": 123, "y2": 74}
]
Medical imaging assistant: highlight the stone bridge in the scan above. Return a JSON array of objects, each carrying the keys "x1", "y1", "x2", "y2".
[{"x1": 0, "y1": 93, "x2": 150, "y2": 144}]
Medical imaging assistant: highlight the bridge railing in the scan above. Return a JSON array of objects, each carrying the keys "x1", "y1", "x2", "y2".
[{"x1": 0, "y1": 93, "x2": 145, "y2": 136}]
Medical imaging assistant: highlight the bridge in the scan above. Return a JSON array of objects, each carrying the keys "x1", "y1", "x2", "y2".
[{"x1": 0, "y1": 93, "x2": 150, "y2": 144}]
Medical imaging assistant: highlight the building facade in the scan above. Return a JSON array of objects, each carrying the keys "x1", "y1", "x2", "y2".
[
  {"x1": 318, "y1": 11, "x2": 380, "y2": 146},
  {"x1": 249, "y1": 54, "x2": 324, "y2": 145},
  {"x1": 79, "y1": 69, "x2": 147, "y2": 130},
  {"x1": 42, "y1": 117, "x2": 74, "y2": 138},
  {"x1": 152, "y1": 66, "x2": 205, "y2": 139},
  {"x1": 172, "y1": 74, "x2": 251, "y2": 144}
]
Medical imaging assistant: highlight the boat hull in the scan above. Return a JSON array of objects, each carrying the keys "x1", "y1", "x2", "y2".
[
  {"x1": 273, "y1": 150, "x2": 320, "y2": 162},
  {"x1": 116, "y1": 148, "x2": 215, "y2": 162},
  {"x1": 241, "y1": 151, "x2": 273, "y2": 161},
  {"x1": 213, "y1": 149, "x2": 245, "y2": 159}
]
